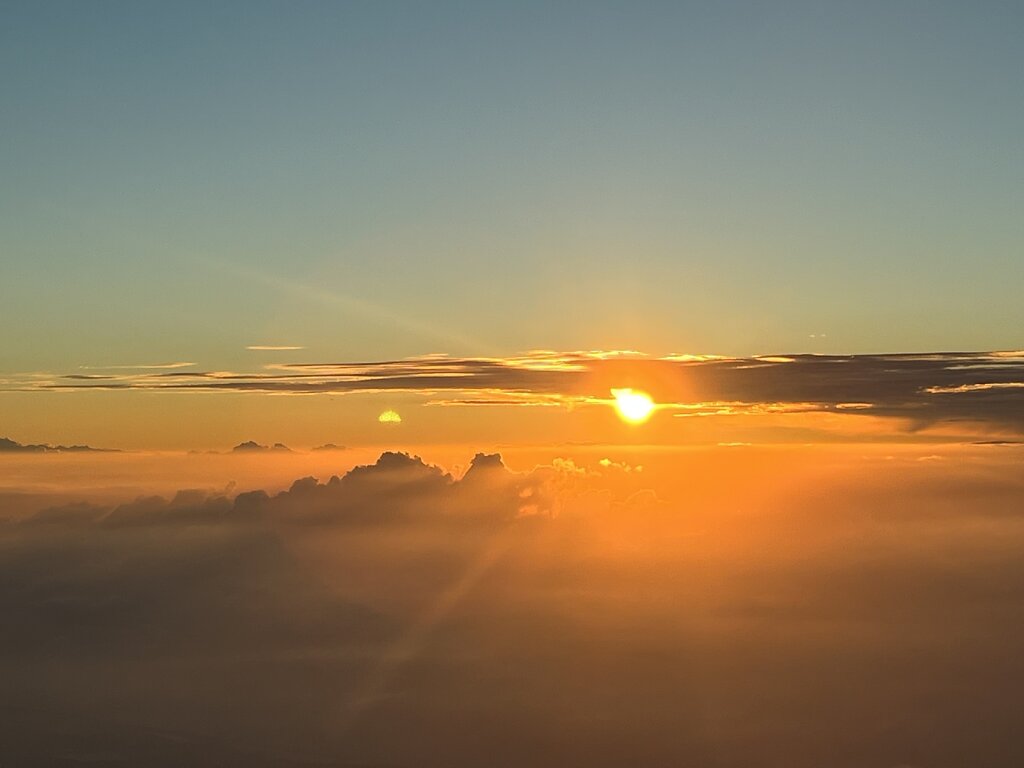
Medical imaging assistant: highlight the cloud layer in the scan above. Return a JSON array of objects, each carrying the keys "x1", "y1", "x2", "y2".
[
  {"x1": 3, "y1": 446, "x2": 1024, "y2": 766},
  {"x1": 8, "y1": 350, "x2": 1024, "y2": 433}
]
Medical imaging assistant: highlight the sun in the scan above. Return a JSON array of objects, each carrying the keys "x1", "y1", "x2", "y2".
[{"x1": 611, "y1": 388, "x2": 655, "y2": 424}]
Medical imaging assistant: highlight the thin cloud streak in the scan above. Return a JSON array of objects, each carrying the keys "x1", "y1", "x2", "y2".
[{"x1": 79, "y1": 362, "x2": 196, "y2": 370}]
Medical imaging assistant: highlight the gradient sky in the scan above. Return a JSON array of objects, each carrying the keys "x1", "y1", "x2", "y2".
[{"x1": 2, "y1": 1, "x2": 1023, "y2": 448}]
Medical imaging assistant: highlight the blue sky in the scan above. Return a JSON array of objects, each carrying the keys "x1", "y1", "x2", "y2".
[{"x1": 3, "y1": 1, "x2": 1023, "y2": 373}]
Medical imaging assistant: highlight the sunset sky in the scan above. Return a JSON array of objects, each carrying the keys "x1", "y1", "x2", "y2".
[
  {"x1": 2, "y1": 3, "x2": 1024, "y2": 767},
  {"x1": 3, "y1": 1, "x2": 1024, "y2": 450}
]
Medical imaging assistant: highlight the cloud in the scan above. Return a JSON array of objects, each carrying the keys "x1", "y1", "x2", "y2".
[
  {"x1": 0, "y1": 436, "x2": 116, "y2": 453},
  {"x1": 231, "y1": 441, "x2": 293, "y2": 454},
  {"x1": 246, "y1": 345, "x2": 306, "y2": 351},
  {"x1": 79, "y1": 362, "x2": 196, "y2": 370},
  {"x1": 18, "y1": 451, "x2": 561, "y2": 529},
  {"x1": 8, "y1": 350, "x2": 1024, "y2": 434},
  {"x1": 598, "y1": 457, "x2": 643, "y2": 473},
  {"x1": 4, "y1": 447, "x2": 1024, "y2": 765}
]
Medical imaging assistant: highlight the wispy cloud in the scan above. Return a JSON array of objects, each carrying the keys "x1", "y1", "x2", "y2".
[{"x1": 246, "y1": 345, "x2": 306, "y2": 351}]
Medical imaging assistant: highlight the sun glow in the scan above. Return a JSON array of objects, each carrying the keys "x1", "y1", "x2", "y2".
[{"x1": 611, "y1": 388, "x2": 655, "y2": 424}]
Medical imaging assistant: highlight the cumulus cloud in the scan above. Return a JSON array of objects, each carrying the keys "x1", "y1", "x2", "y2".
[
  {"x1": 598, "y1": 457, "x2": 643, "y2": 473},
  {"x1": 7, "y1": 350, "x2": 1024, "y2": 433},
  {"x1": 35, "y1": 451, "x2": 568, "y2": 528}
]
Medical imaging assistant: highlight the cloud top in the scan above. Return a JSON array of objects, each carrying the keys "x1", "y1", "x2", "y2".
[{"x1": 17, "y1": 450, "x2": 562, "y2": 529}]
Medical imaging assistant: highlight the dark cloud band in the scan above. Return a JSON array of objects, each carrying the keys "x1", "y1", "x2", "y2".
[{"x1": 7, "y1": 350, "x2": 1024, "y2": 431}]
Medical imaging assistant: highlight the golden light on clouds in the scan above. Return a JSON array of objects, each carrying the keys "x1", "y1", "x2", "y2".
[
  {"x1": 378, "y1": 409, "x2": 402, "y2": 424},
  {"x1": 611, "y1": 388, "x2": 655, "y2": 424}
]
